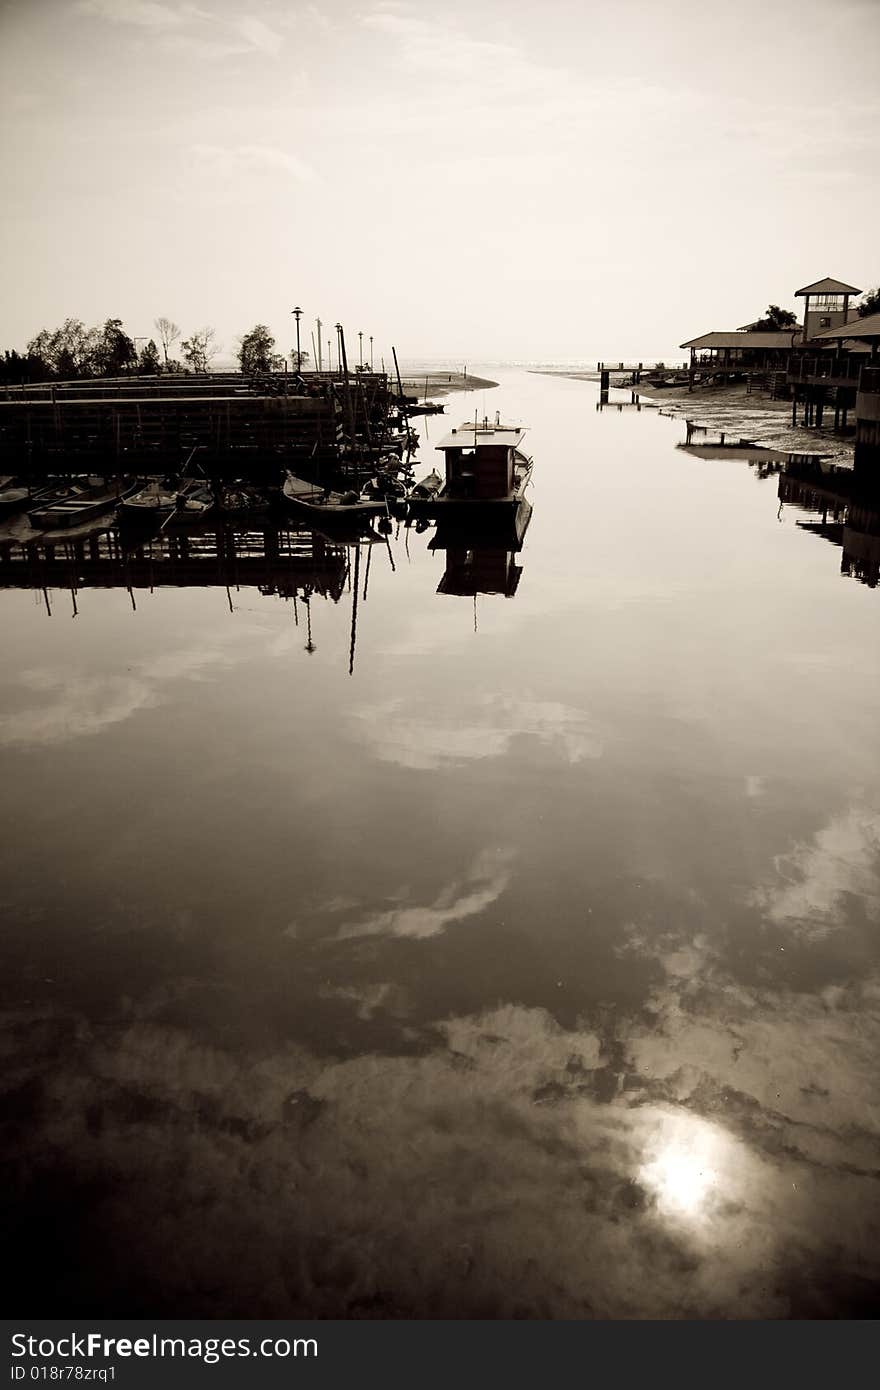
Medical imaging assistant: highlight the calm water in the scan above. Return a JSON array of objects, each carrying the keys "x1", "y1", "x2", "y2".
[{"x1": 2, "y1": 368, "x2": 879, "y2": 1318}]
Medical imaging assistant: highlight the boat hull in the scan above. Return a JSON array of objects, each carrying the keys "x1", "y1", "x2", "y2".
[
  {"x1": 404, "y1": 491, "x2": 526, "y2": 523},
  {"x1": 28, "y1": 482, "x2": 137, "y2": 529}
]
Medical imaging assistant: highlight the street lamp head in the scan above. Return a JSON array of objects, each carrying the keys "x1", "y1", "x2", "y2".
[{"x1": 292, "y1": 306, "x2": 302, "y2": 319}]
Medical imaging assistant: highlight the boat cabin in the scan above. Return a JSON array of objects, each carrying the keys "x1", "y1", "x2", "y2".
[{"x1": 435, "y1": 418, "x2": 526, "y2": 500}]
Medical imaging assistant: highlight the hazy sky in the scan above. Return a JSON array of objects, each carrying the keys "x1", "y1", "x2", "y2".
[{"x1": 1, "y1": 0, "x2": 878, "y2": 362}]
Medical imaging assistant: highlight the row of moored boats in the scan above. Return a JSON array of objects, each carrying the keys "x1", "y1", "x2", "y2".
[{"x1": 0, "y1": 415, "x2": 534, "y2": 535}]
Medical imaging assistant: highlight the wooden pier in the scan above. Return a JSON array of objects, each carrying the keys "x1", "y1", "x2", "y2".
[
  {"x1": 597, "y1": 362, "x2": 690, "y2": 387},
  {"x1": 0, "y1": 370, "x2": 399, "y2": 478}
]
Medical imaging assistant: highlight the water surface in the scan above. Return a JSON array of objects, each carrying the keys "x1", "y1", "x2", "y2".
[{"x1": 2, "y1": 368, "x2": 879, "y2": 1317}]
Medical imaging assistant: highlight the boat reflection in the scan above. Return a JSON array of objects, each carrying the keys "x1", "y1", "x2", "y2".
[{"x1": 430, "y1": 499, "x2": 532, "y2": 606}]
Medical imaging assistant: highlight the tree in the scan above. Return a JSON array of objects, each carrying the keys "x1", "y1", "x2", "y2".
[
  {"x1": 138, "y1": 339, "x2": 161, "y2": 375},
  {"x1": 291, "y1": 347, "x2": 310, "y2": 370},
  {"x1": 154, "y1": 316, "x2": 180, "y2": 368},
  {"x1": 752, "y1": 304, "x2": 798, "y2": 331},
  {"x1": 92, "y1": 318, "x2": 137, "y2": 375},
  {"x1": 858, "y1": 288, "x2": 880, "y2": 319},
  {"x1": 26, "y1": 319, "x2": 97, "y2": 377},
  {"x1": 0, "y1": 349, "x2": 51, "y2": 384},
  {"x1": 238, "y1": 324, "x2": 278, "y2": 374},
  {"x1": 180, "y1": 326, "x2": 218, "y2": 373}
]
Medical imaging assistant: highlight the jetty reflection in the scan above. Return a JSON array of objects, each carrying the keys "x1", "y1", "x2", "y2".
[
  {"x1": 0, "y1": 500, "x2": 536, "y2": 666},
  {"x1": 0, "y1": 521, "x2": 351, "y2": 604}
]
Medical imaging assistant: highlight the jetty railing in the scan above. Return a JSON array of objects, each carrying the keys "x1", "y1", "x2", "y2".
[{"x1": 787, "y1": 356, "x2": 866, "y2": 386}]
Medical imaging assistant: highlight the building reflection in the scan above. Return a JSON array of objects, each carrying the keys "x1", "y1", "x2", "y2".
[
  {"x1": 777, "y1": 457, "x2": 880, "y2": 588},
  {"x1": 676, "y1": 423, "x2": 880, "y2": 590}
]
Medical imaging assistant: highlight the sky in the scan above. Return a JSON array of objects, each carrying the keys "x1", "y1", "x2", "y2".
[{"x1": 1, "y1": 0, "x2": 878, "y2": 363}]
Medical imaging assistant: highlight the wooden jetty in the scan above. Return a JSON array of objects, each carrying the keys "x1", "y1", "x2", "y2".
[
  {"x1": 597, "y1": 362, "x2": 689, "y2": 390},
  {"x1": 0, "y1": 369, "x2": 400, "y2": 479}
]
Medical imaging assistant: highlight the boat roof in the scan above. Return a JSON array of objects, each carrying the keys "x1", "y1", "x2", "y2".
[{"x1": 436, "y1": 424, "x2": 526, "y2": 450}]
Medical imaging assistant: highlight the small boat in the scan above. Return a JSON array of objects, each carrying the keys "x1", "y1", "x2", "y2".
[
  {"x1": 409, "y1": 469, "x2": 443, "y2": 500},
  {"x1": 282, "y1": 472, "x2": 389, "y2": 521},
  {"x1": 27, "y1": 477, "x2": 137, "y2": 530},
  {"x1": 405, "y1": 415, "x2": 532, "y2": 520},
  {"x1": 0, "y1": 477, "x2": 87, "y2": 519},
  {"x1": 118, "y1": 479, "x2": 180, "y2": 522}
]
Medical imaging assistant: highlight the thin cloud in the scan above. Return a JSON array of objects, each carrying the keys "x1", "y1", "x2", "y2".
[
  {"x1": 334, "y1": 848, "x2": 514, "y2": 940},
  {"x1": 355, "y1": 694, "x2": 603, "y2": 770},
  {"x1": 750, "y1": 807, "x2": 880, "y2": 940},
  {"x1": 0, "y1": 642, "x2": 245, "y2": 749},
  {"x1": 191, "y1": 142, "x2": 317, "y2": 182},
  {"x1": 77, "y1": 0, "x2": 285, "y2": 58},
  {"x1": 77, "y1": 0, "x2": 193, "y2": 28}
]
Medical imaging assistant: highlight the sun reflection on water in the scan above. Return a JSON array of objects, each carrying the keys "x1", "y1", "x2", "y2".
[{"x1": 638, "y1": 1111, "x2": 732, "y2": 1220}]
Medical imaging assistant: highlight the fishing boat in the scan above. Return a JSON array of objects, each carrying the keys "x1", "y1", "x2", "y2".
[
  {"x1": 118, "y1": 479, "x2": 181, "y2": 523},
  {"x1": 404, "y1": 415, "x2": 532, "y2": 520},
  {"x1": 27, "y1": 477, "x2": 137, "y2": 530},
  {"x1": 281, "y1": 471, "x2": 389, "y2": 522}
]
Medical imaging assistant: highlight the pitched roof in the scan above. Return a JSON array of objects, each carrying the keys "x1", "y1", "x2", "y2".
[
  {"x1": 810, "y1": 310, "x2": 880, "y2": 341},
  {"x1": 680, "y1": 331, "x2": 800, "y2": 350},
  {"x1": 795, "y1": 277, "x2": 861, "y2": 297}
]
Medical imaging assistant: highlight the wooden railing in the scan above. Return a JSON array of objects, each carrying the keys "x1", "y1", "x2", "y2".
[{"x1": 787, "y1": 356, "x2": 865, "y2": 385}]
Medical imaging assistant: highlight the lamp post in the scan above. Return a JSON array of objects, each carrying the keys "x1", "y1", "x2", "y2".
[
  {"x1": 292, "y1": 306, "x2": 302, "y2": 372},
  {"x1": 358, "y1": 331, "x2": 363, "y2": 369},
  {"x1": 369, "y1": 335, "x2": 374, "y2": 370}
]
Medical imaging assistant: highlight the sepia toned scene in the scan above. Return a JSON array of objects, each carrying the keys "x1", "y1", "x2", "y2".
[{"x1": 1, "y1": 0, "x2": 879, "y2": 1322}]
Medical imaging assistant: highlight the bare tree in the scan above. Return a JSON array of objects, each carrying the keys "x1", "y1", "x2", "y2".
[
  {"x1": 180, "y1": 327, "x2": 218, "y2": 374},
  {"x1": 154, "y1": 317, "x2": 180, "y2": 369}
]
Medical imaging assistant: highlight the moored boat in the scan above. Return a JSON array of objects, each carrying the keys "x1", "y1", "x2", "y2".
[
  {"x1": 27, "y1": 477, "x2": 137, "y2": 530},
  {"x1": 282, "y1": 471, "x2": 389, "y2": 522},
  {"x1": 404, "y1": 416, "x2": 532, "y2": 520},
  {"x1": 118, "y1": 479, "x2": 180, "y2": 523}
]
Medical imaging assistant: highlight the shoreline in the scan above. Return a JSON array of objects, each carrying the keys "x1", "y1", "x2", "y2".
[
  {"x1": 530, "y1": 369, "x2": 855, "y2": 463},
  {"x1": 398, "y1": 370, "x2": 498, "y2": 399}
]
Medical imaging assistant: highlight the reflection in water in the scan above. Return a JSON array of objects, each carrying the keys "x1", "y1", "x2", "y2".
[
  {"x1": 638, "y1": 1112, "x2": 729, "y2": 1221},
  {"x1": 675, "y1": 423, "x2": 880, "y2": 589},
  {"x1": 775, "y1": 458, "x2": 880, "y2": 588},
  {"x1": 2, "y1": 372, "x2": 880, "y2": 1318}
]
